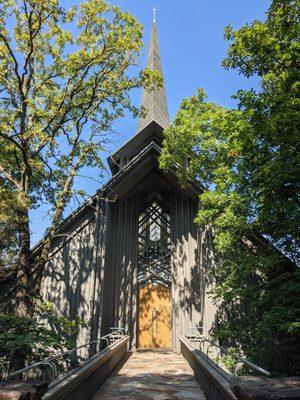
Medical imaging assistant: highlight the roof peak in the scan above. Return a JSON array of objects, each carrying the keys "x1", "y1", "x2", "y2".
[{"x1": 136, "y1": 17, "x2": 170, "y2": 134}]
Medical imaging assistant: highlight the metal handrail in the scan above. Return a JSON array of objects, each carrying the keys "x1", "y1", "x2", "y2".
[
  {"x1": 185, "y1": 327, "x2": 271, "y2": 377},
  {"x1": 109, "y1": 327, "x2": 126, "y2": 334},
  {"x1": 8, "y1": 327, "x2": 126, "y2": 380}
]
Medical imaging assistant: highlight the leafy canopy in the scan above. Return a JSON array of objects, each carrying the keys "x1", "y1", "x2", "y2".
[
  {"x1": 160, "y1": 0, "x2": 300, "y2": 375},
  {"x1": 0, "y1": 0, "x2": 161, "y2": 268},
  {"x1": 0, "y1": 0, "x2": 162, "y2": 364}
]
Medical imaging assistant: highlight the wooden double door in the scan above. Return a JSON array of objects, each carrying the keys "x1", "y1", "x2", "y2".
[{"x1": 138, "y1": 283, "x2": 171, "y2": 348}]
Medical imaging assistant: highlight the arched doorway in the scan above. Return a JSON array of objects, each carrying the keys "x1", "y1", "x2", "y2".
[{"x1": 137, "y1": 193, "x2": 171, "y2": 348}]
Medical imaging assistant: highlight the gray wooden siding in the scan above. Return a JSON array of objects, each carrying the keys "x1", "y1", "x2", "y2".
[
  {"x1": 41, "y1": 201, "x2": 107, "y2": 356},
  {"x1": 170, "y1": 193, "x2": 217, "y2": 349},
  {"x1": 170, "y1": 193, "x2": 201, "y2": 349},
  {"x1": 101, "y1": 194, "x2": 138, "y2": 346},
  {"x1": 101, "y1": 187, "x2": 218, "y2": 350},
  {"x1": 41, "y1": 181, "x2": 218, "y2": 353},
  {"x1": 198, "y1": 225, "x2": 218, "y2": 338}
]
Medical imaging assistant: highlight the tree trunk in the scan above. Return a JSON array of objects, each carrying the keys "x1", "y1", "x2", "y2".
[
  {"x1": 15, "y1": 208, "x2": 33, "y2": 318},
  {"x1": 10, "y1": 208, "x2": 32, "y2": 375}
]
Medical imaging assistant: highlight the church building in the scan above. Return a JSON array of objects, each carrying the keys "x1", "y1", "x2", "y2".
[{"x1": 40, "y1": 20, "x2": 217, "y2": 351}]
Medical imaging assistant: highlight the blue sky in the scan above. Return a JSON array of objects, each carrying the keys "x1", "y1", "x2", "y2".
[{"x1": 30, "y1": 0, "x2": 271, "y2": 244}]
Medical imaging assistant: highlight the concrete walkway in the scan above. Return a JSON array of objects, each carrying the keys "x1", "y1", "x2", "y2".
[{"x1": 92, "y1": 349, "x2": 206, "y2": 400}]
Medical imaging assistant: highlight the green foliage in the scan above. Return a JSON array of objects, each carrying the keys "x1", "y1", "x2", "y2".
[
  {"x1": 221, "y1": 350, "x2": 239, "y2": 375},
  {"x1": 160, "y1": 0, "x2": 300, "y2": 376},
  {"x1": 0, "y1": 0, "x2": 161, "y2": 322},
  {"x1": 0, "y1": 299, "x2": 86, "y2": 374},
  {"x1": 0, "y1": 180, "x2": 18, "y2": 271},
  {"x1": 0, "y1": 0, "x2": 161, "y2": 267}
]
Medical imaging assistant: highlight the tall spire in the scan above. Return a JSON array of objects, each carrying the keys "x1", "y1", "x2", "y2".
[{"x1": 137, "y1": 16, "x2": 170, "y2": 133}]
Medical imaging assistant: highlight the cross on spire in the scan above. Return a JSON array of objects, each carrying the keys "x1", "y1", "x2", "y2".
[{"x1": 152, "y1": 6, "x2": 156, "y2": 24}]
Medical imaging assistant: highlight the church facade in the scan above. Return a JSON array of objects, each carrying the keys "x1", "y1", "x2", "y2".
[{"x1": 39, "y1": 21, "x2": 217, "y2": 351}]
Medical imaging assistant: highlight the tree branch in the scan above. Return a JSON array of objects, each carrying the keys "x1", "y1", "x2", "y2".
[
  {"x1": 0, "y1": 33, "x2": 22, "y2": 89},
  {"x1": 0, "y1": 163, "x2": 20, "y2": 188}
]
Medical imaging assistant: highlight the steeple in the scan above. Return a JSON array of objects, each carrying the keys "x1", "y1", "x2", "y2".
[
  {"x1": 107, "y1": 15, "x2": 170, "y2": 175},
  {"x1": 137, "y1": 18, "x2": 170, "y2": 133}
]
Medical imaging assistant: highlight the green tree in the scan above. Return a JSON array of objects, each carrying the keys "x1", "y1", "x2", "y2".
[
  {"x1": 160, "y1": 0, "x2": 300, "y2": 375},
  {"x1": 0, "y1": 300, "x2": 87, "y2": 378},
  {"x1": 0, "y1": 0, "x2": 160, "y2": 319}
]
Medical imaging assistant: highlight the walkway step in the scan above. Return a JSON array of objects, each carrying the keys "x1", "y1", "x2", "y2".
[{"x1": 91, "y1": 349, "x2": 206, "y2": 400}]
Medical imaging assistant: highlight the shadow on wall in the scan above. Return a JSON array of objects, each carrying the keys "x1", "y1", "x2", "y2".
[
  {"x1": 41, "y1": 191, "x2": 220, "y2": 358},
  {"x1": 138, "y1": 283, "x2": 171, "y2": 348},
  {"x1": 42, "y1": 214, "x2": 103, "y2": 359},
  {"x1": 119, "y1": 255, "x2": 136, "y2": 344},
  {"x1": 103, "y1": 194, "x2": 138, "y2": 347},
  {"x1": 171, "y1": 195, "x2": 218, "y2": 341}
]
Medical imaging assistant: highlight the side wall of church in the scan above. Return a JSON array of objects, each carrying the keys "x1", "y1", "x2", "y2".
[
  {"x1": 41, "y1": 201, "x2": 107, "y2": 357},
  {"x1": 101, "y1": 193, "x2": 138, "y2": 347},
  {"x1": 197, "y1": 225, "x2": 218, "y2": 339},
  {"x1": 170, "y1": 193, "x2": 217, "y2": 349}
]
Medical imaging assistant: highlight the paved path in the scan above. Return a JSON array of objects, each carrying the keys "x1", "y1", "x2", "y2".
[{"x1": 92, "y1": 349, "x2": 206, "y2": 400}]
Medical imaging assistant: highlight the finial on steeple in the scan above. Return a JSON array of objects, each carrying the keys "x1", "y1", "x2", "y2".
[{"x1": 152, "y1": 6, "x2": 156, "y2": 24}]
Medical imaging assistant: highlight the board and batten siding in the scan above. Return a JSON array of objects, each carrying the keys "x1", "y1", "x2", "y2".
[
  {"x1": 102, "y1": 188, "x2": 218, "y2": 350},
  {"x1": 198, "y1": 224, "x2": 218, "y2": 338},
  {"x1": 41, "y1": 200, "x2": 107, "y2": 357},
  {"x1": 40, "y1": 186, "x2": 217, "y2": 353},
  {"x1": 101, "y1": 193, "x2": 138, "y2": 347},
  {"x1": 170, "y1": 192, "x2": 217, "y2": 349}
]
